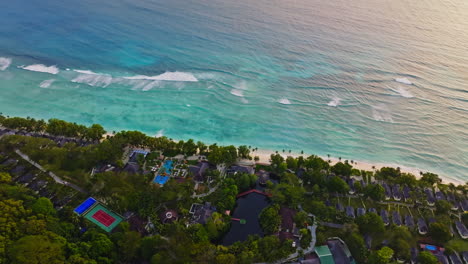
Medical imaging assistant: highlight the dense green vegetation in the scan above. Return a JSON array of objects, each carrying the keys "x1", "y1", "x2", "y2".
[{"x1": 1, "y1": 115, "x2": 467, "y2": 263}]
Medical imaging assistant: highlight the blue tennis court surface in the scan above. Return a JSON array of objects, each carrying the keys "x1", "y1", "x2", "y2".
[{"x1": 74, "y1": 197, "x2": 97, "y2": 215}]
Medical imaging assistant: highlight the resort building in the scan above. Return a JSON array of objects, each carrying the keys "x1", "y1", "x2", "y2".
[
  {"x1": 382, "y1": 183, "x2": 391, "y2": 200},
  {"x1": 326, "y1": 238, "x2": 357, "y2": 264},
  {"x1": 356, "y1": 208, "x2": 365, "y2": 217},
  {"x1": 392, "y1": 184, "x2": 401, "y2": 201},
  {"x1": 188, "y1": 162, "x2": 209, "y2": 182},
  {"x1": 189, "y1": 202, "x2": 216, "y2": 224},
  {"x1": 455, "y1": 221, "x2": 468, "y2": 239},
  {"x1": 425, "y1": 188, "x2": 436, "y2": 206},
  {"x1": 402, "y1": 185, "x2": 411, "y2": 201},
  {"x1": 257, "y1": 170, "x2": 271, "y2": 186},
  {"x1": 418, "y1": 218, "x2": 428, "y2": 235},
  {"x1": 345, "y1": 206, "x2": 355, "y2": 219},
  {"x1": 227, "y1": 165, "x2": 255, "y2": 175},
  {"x1": 278, "y1": 207, "x2": 300, "y2": 246},
  {"x1": 448, "y1": 253, "x2": 463, "y2": 264},
  {"x1": 314, "y1": 246, "x2": 334, "y2": 264},
  {"x1": 404, "y1": 215, "x2": 415, "y2": 228},
  {"x1": 392, "y1": 211, "x2": 402, "y2": 226},
  {"x1": 380, "y1": 210, "x2": 389, "y2": 226}
]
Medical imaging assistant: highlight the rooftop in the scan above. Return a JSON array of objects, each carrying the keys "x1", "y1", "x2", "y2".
[{"x1": 315, "y1": 246, "x2": 335, "y2": 264}]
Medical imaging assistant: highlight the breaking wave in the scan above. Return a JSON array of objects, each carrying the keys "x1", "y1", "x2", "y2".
[
  {"x1": 39, "y1": 79, "x2": 55, "y2": 88},
  {"x1": 372, "y1": 104, "x2": 393, "y2": 123},
  {"x1": 0, "y1": 57, "x2": 12, "y2": 71},
  {"x1": 391, "y1": 86, "x2": 414, "y2": 98},
  {"x1": 155, "y1": 129, "x2": 164, "y2": 138},
  {"x1": 123, "y1": 71, "x2": 198, "y2": 82},
  {"x1": 278, "y1": 98, "x2": 291, "y2": 105},
  {"x1": 19, "y1": 64, "x2": 59, "y2": 74},
  {"x1": 395, "y1": 77, "x2": 412, "y2": 85},
  {"x1": 71, "y1": 70, "x2": 113, "y2": 87},
  {"x1": 327, "y1": 97, "x2": 341, "y2": 107},
  {"x1": 230, "y1": 89, "x2": 244, "y2": 97}
]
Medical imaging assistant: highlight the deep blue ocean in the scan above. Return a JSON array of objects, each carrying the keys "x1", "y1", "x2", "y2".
[{"x1": 0, "y1": 0, "x2": 467, "y2": 182}]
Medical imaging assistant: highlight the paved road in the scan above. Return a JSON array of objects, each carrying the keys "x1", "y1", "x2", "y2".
[{"x1": 15, "y1": 149, "x2": 87, "y2": 194}]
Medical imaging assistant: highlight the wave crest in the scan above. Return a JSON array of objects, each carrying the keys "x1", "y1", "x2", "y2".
[
  {"x1": 391, "y1": 86, "x2": 414, "y2": 98},
  {"x1": 327, "y1": 97, "x2": 341, "y2": 107},
  {"x1": 278, "y1": 98, "x2": 291, "y2": 105},
  {"x1": 395, "y1": 77, "x2": 412, "y2": 85},
  {"x1": 71, "y1": 71, "x2": 113, "y2": 87},
  {"x1": 230, "y1": 89, "x2": 244, "y2": 97},
  {"x1": 124, "y1": 71, "x2": 198, "y2": 82},
  {"x1": 19, "y1": 64, "x2": 59, "y2": 74},
  {"x1": 372, "y1": 104, "x2": 393, "y2": 122},
  {"x1": 0, "y1": 57, "x2": 12, "y2": 71},
  {"x1": 39, "y1": 79, "x2": 55, "y2": 88}
]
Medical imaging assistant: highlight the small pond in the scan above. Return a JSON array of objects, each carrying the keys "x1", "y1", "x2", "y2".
[{"x1": 221, "y1": 192, "x2": 271, "y2": 246}]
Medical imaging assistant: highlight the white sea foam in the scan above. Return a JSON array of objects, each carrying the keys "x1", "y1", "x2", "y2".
[
  {"x1": 241, "y1": 98, "x2": 249, "y2": 104},
  {"x1": 19, "y1": 64, "x2": 59, "y2": 74},
  {"x1": 0, "y1": 57, "x2": 12, "y2": 71},
  {"x1": 186, "y1": 104, "x2": 191, "y2": 107},
  {"x1": 278, "y1": 98, "x2": 291, "y2": 105},
  {"x1": 71, "y1": 71, "x2": 113, "y2": 87},
  {"x1": 141, "y1": 81, "x2": 160, "y2": 91},
  {"x1": 230, "y1": 89, "x2": 244, "y2": 97},
  {"x1": 391, "y1": 86, "x2": 414, "y2": 98},
  {"x1": 73, "y1": 69, "x2": 98, "y2": 75},
  {"x1": 327, "y1": 97, "x2": 341, "y2": 107},
  {"x1": 39, "y1": 79, "x2": 55, "y2": 88},
  {"x1": 395, "y1": 77, "x2": 412, "y2": 85},
  {"x1": 124, "y1": 71, "x2": 198, "y2": 82},
  {"x1": 372, "y1": 104, "x2": 393, "y2": 122},
  {"x1": 155, "y1": 129, "x2": 164, "y2": 138}
]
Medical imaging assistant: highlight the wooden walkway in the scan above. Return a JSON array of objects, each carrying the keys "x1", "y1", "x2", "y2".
[{"x1": 236, "y1": 189, "x2": 272, "y2": 198}]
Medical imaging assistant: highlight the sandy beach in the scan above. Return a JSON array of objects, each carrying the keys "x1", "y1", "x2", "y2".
[
  {"x1": 249, "y1": 148, "x2": 464, "y2": 185},
  {"x1": 102, "y1": 132, "x2": 463, "y2": 185}
]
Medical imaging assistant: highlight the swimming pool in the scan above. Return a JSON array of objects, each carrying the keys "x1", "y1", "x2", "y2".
[
  {"x1": 153, "y1": 160, "x2": 173, "y2": 185},
  {"x1": 425, "y1": 245, "x2": 437, "y2": 251}
]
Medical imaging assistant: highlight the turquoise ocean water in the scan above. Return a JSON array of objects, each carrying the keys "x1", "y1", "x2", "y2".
[{"x1": 0, "y1": 0, "x2": 467, "y2": 182}]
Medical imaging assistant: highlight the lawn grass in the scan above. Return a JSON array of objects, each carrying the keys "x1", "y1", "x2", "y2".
[{"x1": 446, "y1": 239, "x2": 468, "y2": 252}]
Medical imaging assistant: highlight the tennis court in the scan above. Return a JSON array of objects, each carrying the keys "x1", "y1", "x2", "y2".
[
  {"x1": 83, "y1": 204, "x2": 123, "y2": 232},
  {"x1": 92, "y1": 209, "x2": 116, "y2": 227}
]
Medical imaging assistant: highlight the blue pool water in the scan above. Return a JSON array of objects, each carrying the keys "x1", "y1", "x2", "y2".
[
  {"x1": 425, "y1": 245, "x2": 437, "y2": 251},
  {"x1": 153, "y1": 160, "x2": 173, "y2": 184},
  {"x1": 0, "y1": 0, "x2": 467, "y2": 182}
]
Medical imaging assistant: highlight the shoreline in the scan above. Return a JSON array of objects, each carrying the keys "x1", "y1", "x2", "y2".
[
  {"x1": 249, "y1": 149, "x2": 464, "y2": 185},
  {"x1": 104, "y1": 132, "x2": 463, "y2": 185}
]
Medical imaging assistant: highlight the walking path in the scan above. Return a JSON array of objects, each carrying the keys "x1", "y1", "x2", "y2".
[
  {"x1": 15, "y1": 149, "x2": 87, "y2": 194},
  {"x1": 191, "y1": 183, "x2": 220, "y2": 198}
]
